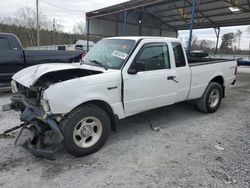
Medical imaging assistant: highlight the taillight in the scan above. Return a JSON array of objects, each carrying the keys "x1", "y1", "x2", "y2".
[{"x1": 234, "y1": 66, "x2": 238, "y2": 75}]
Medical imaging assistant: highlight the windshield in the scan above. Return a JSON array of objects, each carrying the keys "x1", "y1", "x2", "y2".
[{"x1": 82, "y1": 39, "x2": 135, "y2": 69}]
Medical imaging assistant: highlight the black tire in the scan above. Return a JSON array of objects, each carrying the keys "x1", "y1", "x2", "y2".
[
  {"x1": 60, "y1": 104, "x2": 110, "y2": 157},
  {"x1": 196, "y1": 82, "x2": 223, "y2": 113}
]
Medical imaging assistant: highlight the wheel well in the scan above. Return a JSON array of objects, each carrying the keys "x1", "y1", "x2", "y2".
[
  {"x1": 210, "y1": 76, "x2": 225, "y2": 97},
  {"x1": 84, "y1": 100, "x2": 118, "y2": 132},
  {"x1": 211, "y1": 76, "x2": 224, "y2": 86}
]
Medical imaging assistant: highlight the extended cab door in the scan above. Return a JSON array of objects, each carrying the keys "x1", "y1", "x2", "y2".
[
  {"x1": 170, "y1": 42, "x2": 191, "y2": 102},
  {"x1": 122, "y1": 39, "x2": 177, "y2": 117},
  {"x1": 0, "y1": 35, "x2": 24, "y2": 86}
]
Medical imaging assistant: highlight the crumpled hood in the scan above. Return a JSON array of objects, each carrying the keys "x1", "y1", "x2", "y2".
[{"x1": 12, "y1": 63, "x2": 105, "y2": 88}]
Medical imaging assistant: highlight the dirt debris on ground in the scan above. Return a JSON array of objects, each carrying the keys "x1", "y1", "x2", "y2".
[{"x1": 0, "y1": 67, "x2": 249, "y2": 188}]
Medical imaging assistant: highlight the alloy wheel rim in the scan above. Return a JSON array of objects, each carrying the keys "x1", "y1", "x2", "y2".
[
  {"x1": 73, "y1": 117, "x2": 102, "y2": 148},
  {"x1": 208, "y1": 89, "x2": 220, "y2": 108}
]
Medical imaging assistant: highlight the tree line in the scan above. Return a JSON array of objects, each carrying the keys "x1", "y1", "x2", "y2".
[
  {"x1": 0, "y1": 7, "x2": 100, "y2": 48},
  {"x1": 186, "y1": 28, "x2": 250, "y2": 55}
]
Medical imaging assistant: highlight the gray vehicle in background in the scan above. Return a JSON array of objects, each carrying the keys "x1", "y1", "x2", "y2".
[{"x1": 0, "y1": 33, "x2": 85, "y2": 89}]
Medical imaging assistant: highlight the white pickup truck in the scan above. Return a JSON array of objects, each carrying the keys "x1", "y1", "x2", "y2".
[{"x1": 9, "y1": 37, "x2": 237, "y2": 159}]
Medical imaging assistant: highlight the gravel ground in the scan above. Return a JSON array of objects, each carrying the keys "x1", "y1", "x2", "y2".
[{"x1": 0, "y1": 67, "x2": 249, "y2": 188}]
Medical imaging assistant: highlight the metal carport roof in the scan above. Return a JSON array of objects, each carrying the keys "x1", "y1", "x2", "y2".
[
  {"x1": 85, "y1": 0, "x2": 250, "y2": 53},
  {"x1": 86, "y1": 0, "x2": 250, "y2": 30}
]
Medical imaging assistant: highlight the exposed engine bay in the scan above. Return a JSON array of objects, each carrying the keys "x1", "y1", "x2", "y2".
[
  {"x1": 34, "y1": 68, "x2": 102, "y2": 88},
  {"x1": 13, "y1": 68, "x2": 102, "y2": 106}
]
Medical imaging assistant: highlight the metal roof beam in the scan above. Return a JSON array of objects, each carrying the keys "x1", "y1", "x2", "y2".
[
  {"x1": 127, "y1": 9, "x2": 141, "y2": 24},
  {"x1": 184, "y1": 0, "x2": 216, "y2": 27},
  {"x1": 161, "y1": 11, "x2": 250, "y2": 24},
  {"x1": 160, "y1": 3, "x2": 249, "y2": 18},
  {"x1": 197, "y1": 3, "x2": 249, "y2": 13},
  {"x1": 176, "y1": 17, "x2": 250, "y2": 30},
  {"x1": 198, "y1": 11, "x2": 250, "y2": 20},
  {"x1": 223, "y1": 0, "x2": 249, "y2": 11},
  {"x1": 199, "y1": 10, "x2": 250, "y2": 18},
  {"x1": 153, "y1": 0, "x2": 220, "y2": 14},
  {"x1": 173, "y1": 0, "x2": 189, "y2": 24},
  {"x1": 87, "y1": 0, "x2": 172, "y2": 19},
  {"x1": 135, "y1": 9, "x2": 177, "y2": 31}
]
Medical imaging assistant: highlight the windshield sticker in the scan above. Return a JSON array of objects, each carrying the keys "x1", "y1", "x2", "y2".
[
  {"x1": 122, "y1": 45, "x2": 128, "y2": 49},
  {"x1": 112, "y1": 50, "x2": 128, "y2": 60}
]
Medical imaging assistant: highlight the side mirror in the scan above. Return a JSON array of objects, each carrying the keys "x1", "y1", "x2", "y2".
[{"x1": 128, "y1": 60, "x2": 145, "y2": 74}]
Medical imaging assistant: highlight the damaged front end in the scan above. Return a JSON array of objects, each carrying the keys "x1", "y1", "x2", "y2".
[
  {"x1": 21, "y1": 101, "x2": 64, "y2": 160},
  {"x1": 2, "y1": 64, "x2": 105, "y2": 160},
  {"x1": 6, "y1": 82, "x2": 64, "y2": 160}
]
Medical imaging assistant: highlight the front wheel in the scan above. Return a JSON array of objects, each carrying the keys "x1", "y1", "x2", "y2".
[
  {"x1": 61, "y1": 104, "x2": 110, "y2": 157},
  {"x1": 196, "y1": 82, "x2": 223, "y2": 113}
]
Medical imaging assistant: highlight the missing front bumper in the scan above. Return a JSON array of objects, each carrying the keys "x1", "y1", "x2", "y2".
[
  {"x1": 20, "y1": 107, "x2": 64, "y2": 141},
  {"x1": 19, "y1": 106, "x2": 64, "y2": 160},
  {"x1": 4, "y1": 95, "x2": 65, "y2": 160},
  {"x1": 22, "y1": 137, "x2": 56, "y2": 161}
]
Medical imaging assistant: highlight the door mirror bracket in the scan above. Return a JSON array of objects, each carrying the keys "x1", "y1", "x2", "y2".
[{"x1": 128, "y1": 60, "x2": 145, "y2": 74}]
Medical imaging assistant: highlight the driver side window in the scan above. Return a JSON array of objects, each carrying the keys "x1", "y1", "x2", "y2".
[{"x1": 135, "y1": 43, "x2": 170, "y2": 72}]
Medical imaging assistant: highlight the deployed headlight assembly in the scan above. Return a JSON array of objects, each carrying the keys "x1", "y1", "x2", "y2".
[
  {"x1": 41, "y1": 99, "x2": 51, "y2": 113},
  {"x1": 11, "y1": 80, "x2": 18, "y2": 93}
]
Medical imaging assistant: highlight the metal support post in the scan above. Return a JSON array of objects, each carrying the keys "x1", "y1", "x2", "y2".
[
  {"x1": 214, "y1": 27, "x2": 220, "y2": 55},
  {"x1": 36, "y1": 0, "x2": 40, "y2": 49},
  {"x1": 187, "y1": 0, "x2": 196, "y2": 56},
  {"x1": 86, "y1": 18, "x2": 90, "y2": 52},
  {"x1": 123, "y1": 10, "x2": 127, "y2": 36}
]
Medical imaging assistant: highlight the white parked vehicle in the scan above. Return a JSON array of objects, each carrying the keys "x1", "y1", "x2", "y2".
[{"x1": 9, "y1": 37, "x2": 237, "y2": 159}]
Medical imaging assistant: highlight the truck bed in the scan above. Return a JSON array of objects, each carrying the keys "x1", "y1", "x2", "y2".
[
  {"x1": 24, "y1": 50, "x2": 84, "y2": 64},
  {"x1": 188, "y1": 57, "x2": 231, "y2": 67},
  {"x1": 187, "y1": 58, "x2": 236, "y2": 100}
]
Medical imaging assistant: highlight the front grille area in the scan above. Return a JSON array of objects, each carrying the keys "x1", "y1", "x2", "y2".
[{"x1": 16, "y1": 82, "x2": 40, "y2": 105}]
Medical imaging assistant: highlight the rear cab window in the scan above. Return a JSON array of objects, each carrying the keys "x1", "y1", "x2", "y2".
[
  {"x1": 0, "y1": 37, "x2": 10, "y2": 51},
  {"x1": 172, "y1": 42, "x2": 186, "y2": 67}
]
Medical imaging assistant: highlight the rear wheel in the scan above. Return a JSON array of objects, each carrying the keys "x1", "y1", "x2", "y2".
[
  {"x1": 196, "y1": 82, "x2": 223, "y2": 113},
  {"x1": 61, "y1": 104, "x2": 110, "y2": 157}
]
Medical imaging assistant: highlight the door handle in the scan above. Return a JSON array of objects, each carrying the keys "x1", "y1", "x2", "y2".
[
  {"x1": 167, "y1": 75, "x2": 176, "y2": 80},
  {"x1": 167, "y1": 75, "x2": 179, "y2": 83}
]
